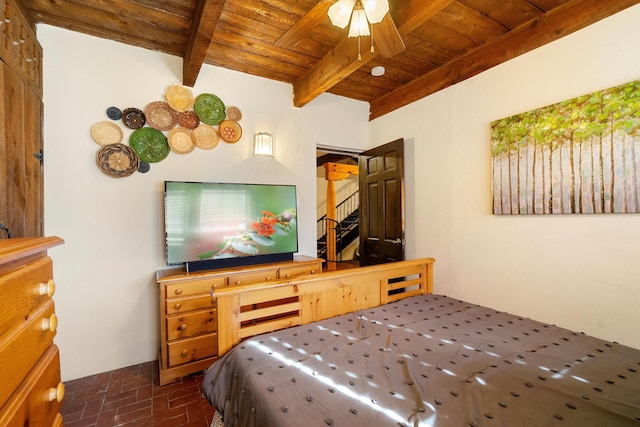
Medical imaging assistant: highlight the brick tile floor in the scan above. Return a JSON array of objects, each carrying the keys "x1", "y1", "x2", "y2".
[{"x1": 60, "y1": 360, "x2": 217, "y2": 427}]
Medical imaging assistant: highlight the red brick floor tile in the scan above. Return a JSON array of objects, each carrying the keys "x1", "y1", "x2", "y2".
[{"x1": 61, "y1": 361, "x2": 215, "y2": 426}]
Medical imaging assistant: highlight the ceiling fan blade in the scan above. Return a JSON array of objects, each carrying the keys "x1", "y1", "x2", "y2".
[
  {"x1": 374, "y1": 13, "x2": 405, "y2": 58},
  {"x1": 275, "y1": 0, "x2": 337, "y2": 49}
]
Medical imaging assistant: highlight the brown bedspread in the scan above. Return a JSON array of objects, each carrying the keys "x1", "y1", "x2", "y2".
[{"x1": 202, "y1": 294, "x2": 640, "y2": 426}]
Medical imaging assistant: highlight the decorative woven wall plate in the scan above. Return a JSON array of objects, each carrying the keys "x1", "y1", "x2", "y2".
[
  {"x1": 165, "y1": 84, "x2": 194, "y2": 112},
  {"x1": 225, "y1": 106, "x2": 242, "y2": 121},
  {"x1": 177, "y1": 111, "x2": 200, "y2": 129},
  {"x1": 138, "y1": 161, "x2": 150, "y2": 173},
  {"x1": 191, "y1": 123, "x2": 220, "y2": 150},
  {"x1": 122, "y1": 107, "x2": 146, "y2": 129},
  {"x1": 106, "y1": 106, "x2": 122, "y2": 120},
  {"x1": 194, "y1": 93, "x2": 226, "y2": 125},
  {"x1": 96, "y1": 143, "x2": 140, "y2": 178},
  {"x1": 168, "y1": 127, "x2": 195, "y2": 154},
  {"x1": 129, "y1": 127, "x2": 170, "y2": 162},
  {"x1": 144, "y1": 101, "x2": 178, "y2": 131},
  {"x1": 90, "y1": 121, "x2": 123, "y2": 146},
  {"x1": 218, "y1": 120, "x2": 242, "y2": 143}
]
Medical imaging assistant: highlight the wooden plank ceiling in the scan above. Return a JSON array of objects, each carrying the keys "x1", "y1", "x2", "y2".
[{"x1": 22, "y1": 0, "x2": 640, "y2": 120}]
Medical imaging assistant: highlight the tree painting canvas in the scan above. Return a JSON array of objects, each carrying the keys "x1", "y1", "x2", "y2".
[{"x1": 491, "y1": 80, "x2": 640, "y2": 214}]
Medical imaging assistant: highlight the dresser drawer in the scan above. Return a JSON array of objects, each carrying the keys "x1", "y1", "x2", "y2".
[
  {"x1": 0, "y1": 345, "x2": 63, "y2": 427},
  {"x1": 227, "y1": 268, "x2": 278, "y2": 286},
  {"x1": 0, "y1": 257, "x2": 54, "y2": 341},
  {"x1": 167, "y1": 333, "x2": 217, "y2": 367},
  {"x1": 166, "y1": 309, "x2": 217, "y2": 341},
  {"x1": 165, "y1": 276, "x2": 226, "y2": 298},
  {"x1": 0, "y1": 300, "x2": 57, "y2": 409},
  {"x1": 278, "y1": 263, "x2": 321, "y2": 279},
  {"x1": 166, "y1": 294, "x2": 216, "y2": 314}
]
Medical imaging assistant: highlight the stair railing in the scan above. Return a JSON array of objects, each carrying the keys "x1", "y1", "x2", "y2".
[
  {"x1": 318, "y1": 218, "x2": 343, "y2": 262},
  {"x1": 317, "y1": 190, "x2": 359, "y2": 262},
  {"x1": 317, "y1": 190, "x2": 359, "y2": 237}
]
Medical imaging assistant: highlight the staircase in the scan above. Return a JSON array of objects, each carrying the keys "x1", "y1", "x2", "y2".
[{"x1": 317, "y1": 191, "x2": 359, "y2": 261}]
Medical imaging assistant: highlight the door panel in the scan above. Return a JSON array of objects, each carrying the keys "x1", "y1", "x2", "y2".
[
  {"x1": 0, "y1": 59, "x2": 43, "y2": 238},
  {"x1": 0, "y1": 4, "x2": 44, "y2": 239},
  {"x1": 366, "y1": 182, "x2": 379, "y2": 238},
  {"x1": 359, "y1": 139, "x2": 404, "y2": 266}
]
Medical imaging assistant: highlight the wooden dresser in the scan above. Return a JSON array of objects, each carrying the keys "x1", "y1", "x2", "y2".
[
  {"x1": 156, "y1": 256, "x2": 323, "y2": 385},
  {"x1": 0, "y1": 237, "x2": 65, "y2": 426}
]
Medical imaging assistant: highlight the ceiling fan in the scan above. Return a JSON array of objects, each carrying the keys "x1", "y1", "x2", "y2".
[{"x1": 275, "y1": 0, "x2": 405, "y2": 59}]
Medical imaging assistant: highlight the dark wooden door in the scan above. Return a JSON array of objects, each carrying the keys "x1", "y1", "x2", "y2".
[{"x1": 358, "y1": 139, "x2": 404, "y2": 266}]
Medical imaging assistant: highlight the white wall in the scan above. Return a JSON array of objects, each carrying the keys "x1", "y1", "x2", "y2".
[
  {"x1": 370, "y1": 6, "x2": 640, "y2": 349},
  {"x1": 39, "y1": 25, "x2": 369, "y2": 381}
]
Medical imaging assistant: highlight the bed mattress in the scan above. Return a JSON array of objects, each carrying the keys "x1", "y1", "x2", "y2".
[{"x1": 202, "y1": 294, "x2": 640, "y2": 426}]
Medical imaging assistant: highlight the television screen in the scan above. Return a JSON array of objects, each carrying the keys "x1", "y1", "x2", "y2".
[{"x1": 164, "y1": 181, "x2": 298, "y2": 271}]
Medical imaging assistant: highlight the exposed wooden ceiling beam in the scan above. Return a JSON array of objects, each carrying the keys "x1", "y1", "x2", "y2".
[
  {"x1": 275, "y1": 0, "x2": 336, "y2": 49},
  {"x1": 183, "y1": 0, "x2": 225, "y2": 87},
  {"x1": 394, "y1": 0, "x2": 455, "y2": 35},
  {"x1": 293, "y1": 0, "x2": 454, "y2": 107},
  {"x1": 317, "y1": 153, "x2": 358, "y2": 168},
  {"x1": 294, "y1": 36, "x2": 378, "y2": 107},
  {"x1": 325, "y1": 162, "x2": 359, "y2": 180},
  {"x1": 369, "y1": 0, "x2": 640, "y2": 120}
]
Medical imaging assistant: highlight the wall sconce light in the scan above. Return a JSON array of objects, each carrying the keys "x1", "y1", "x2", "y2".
[{"x1": 254, "y1": 132, "x2": 274, "y2": 157}]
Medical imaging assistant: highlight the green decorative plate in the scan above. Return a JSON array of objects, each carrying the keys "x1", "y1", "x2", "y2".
[
  {"x1": 193, "y1": 93, "x2": 226, "y2": 125},
  {"x1": 129, "y1": 127, "x2": 170, "y2": 163}
]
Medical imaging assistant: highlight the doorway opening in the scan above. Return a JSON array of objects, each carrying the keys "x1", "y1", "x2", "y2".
[
  {"x1": 316, "y1": 139, "x2": 405, "y2": 271},
  {"x1": 316, "y1": 146, "x2": 361, "y2": 271}
]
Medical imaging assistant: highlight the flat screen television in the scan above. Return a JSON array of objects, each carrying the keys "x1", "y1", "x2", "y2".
[{"x1": 164, "y1": 181, "x2": 298, "y2": 272}]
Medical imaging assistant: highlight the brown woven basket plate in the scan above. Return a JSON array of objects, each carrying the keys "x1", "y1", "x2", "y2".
[
  {"x1": 191, "y1": 123, "x2": 219, "y2": 150},
  {"x1": 177, "y1": 111, "x2": 200, "y2": 129},
  {"x1": 96, "y1": 143, "x2": 140, "y2": 178},
  {"x1": 122, "y1": 107, "x2": 146, "y2": 129},
  {"x1": 145, "y1": 101, "x2": 178, "y2": 131},
  {"x1": 218, "y1": 119, "x2": 242, "y2": 143},
  {"x1": 90, "y1": 121, "x2": 123, "y2": 146},
  {"x1": 168, "y1": 127, "x2": 195, "y2": 154},
  {"x1": 226, "y1": 106, "x2": 242, "y2": 121}
]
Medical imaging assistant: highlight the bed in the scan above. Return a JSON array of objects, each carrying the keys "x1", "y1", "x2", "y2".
[{"x1": 201, "y1": 258, "x2": 640, "y2": 426}]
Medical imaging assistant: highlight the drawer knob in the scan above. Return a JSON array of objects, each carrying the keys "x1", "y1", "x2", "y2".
[
  {"x1": 311, "y1": 269, "x2": 317, "y2": 274},
  {"x1": 42, "y1": 313, "x2": 58, "y2": 332},
  {"x1": 179, "y1": 323, "x2": 188, "y2": 331},
  {"x1": 174, "y1": 303, "x2": 182, "y2": 310},
  {"x1": 285, "y1": 273, "x2": 291, "y2": 278},
  {"x1": 180, "y1": 349, "x2": 188, "y2": 358},
  {"x1": 39, "y1": 279, "x2": 56, "y2": 297},
  {"x1": 174, "y1": 288, "x2": 183, "y2": 296},
  {"x1": 48, "y1": 383, "x2": 65, "y2": 403},
  {"x1": 266, "y1": 276, "x2": 272, "y2": 281},
  {"x1": 235, "y1": 280, "x2": 241, "y2": 285}
]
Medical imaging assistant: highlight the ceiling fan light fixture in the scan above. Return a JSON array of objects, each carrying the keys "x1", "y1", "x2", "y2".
[
  {"x1": 328, "y1": 0, "x2": 356, "y2": 29},
  {"x1": 362, "y1": 0, "x2": 389, "y2": 24},
  {"x1": 348, "y1": 7, "x2": 370, "y2": 38}
]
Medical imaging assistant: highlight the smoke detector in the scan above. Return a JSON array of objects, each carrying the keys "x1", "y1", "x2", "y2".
[{"x1": 371, "y1": 66, "x2": 385, "y2": 76}]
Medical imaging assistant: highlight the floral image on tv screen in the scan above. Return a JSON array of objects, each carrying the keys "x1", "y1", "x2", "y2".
[{"x1": 165, "y1": 181, "x2": 298, "y2": 265}]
